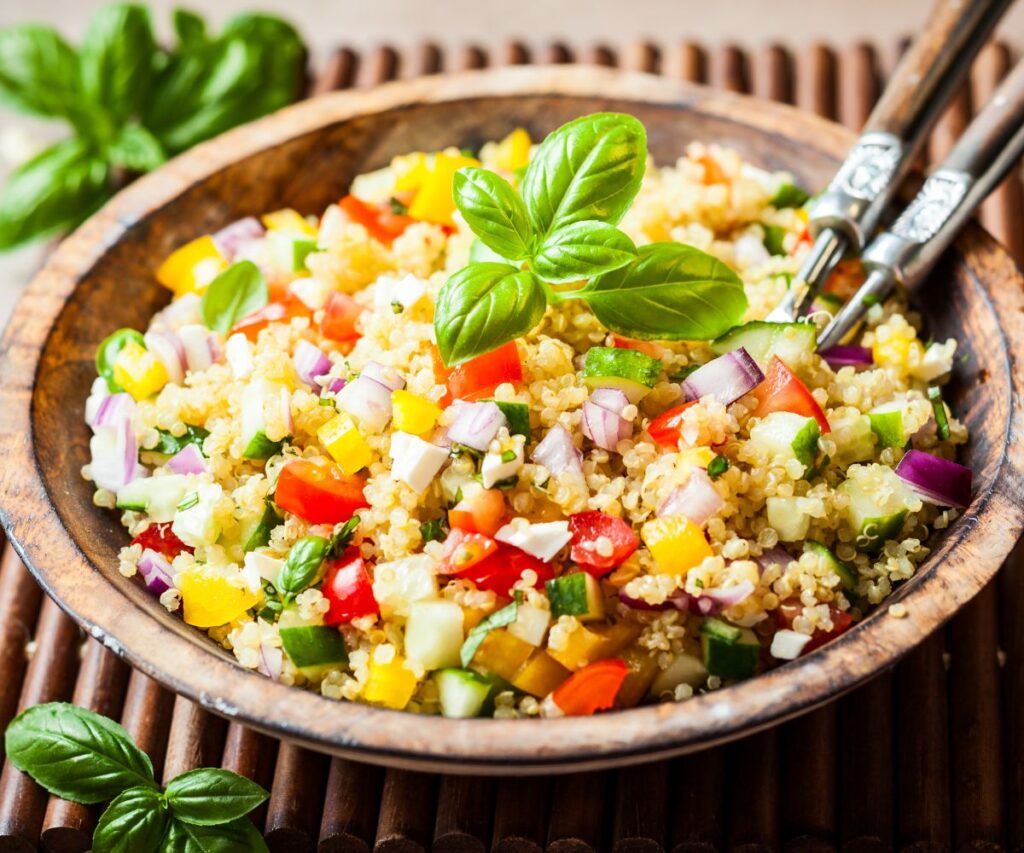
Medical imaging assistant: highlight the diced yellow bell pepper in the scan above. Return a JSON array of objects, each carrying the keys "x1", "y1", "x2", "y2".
[
  {"x1": 872, "y1": 335, "x2": 924, "y2": 370},
  {"x1": 510, "y1": 651, "x2": 570, "y2": 697},
  {"x1": 641, "y1": 516, "x2": 714, "y2": 575},
  {"x1": 461, "y1": 605, "x2": 493, "y2": 632},
  {"x1": 155, "y1": 235, "x2": 225, "y2": 296},
  {"x1": 548, "y1": 621, "x2": 642, "y2": 671},
  {"x1": 392, "y1": 152, "x2": 429, "y2": 193},
  {"x1": 391, "y1": 390, "x2": 442, "y2": 436},
  {"x1": 317, "y1": 414, "x2": 373, "y2": 474},
  {"x1": 471, "y1": 629, "x2": 534, "y2": 681},
  {"x1": 262, "y1": 208, "x2": 317, "y2": 238},
  {"x1": 364, "y1": 655, "x2": 418, "y2": 709},
  {"x1": 678, "y1": 446, "x2": 716, "y2": 471},
  {"x1": 180, "y1": 570, "x2": 260, "y2": 628},
  {"x1": 616, "y1": 646, "x2": 661, "y2": 708},
  {"x1": 494, "y1": 128, "x2": 531, "y2": 173},
  {"x1": 112, "y1": 340, "x2": 169, "y2": 400},
  {"x1": 408, "y1": 151, "x2": 480, "y2": 226}
]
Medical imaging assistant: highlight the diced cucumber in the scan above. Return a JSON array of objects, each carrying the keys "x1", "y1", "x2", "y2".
[
  {"x1": 434, "y1": 668, "x2": 499, "y2": 718},
  {"x1": 809, "y1": 292, "x2": 844, "y2": 316},
  {"x1": 868, "y1": 401, "x2": 908, "y2": 448},
  {"x1": 116, "y1": 475, "x2": 188, "y2": 522},
  {"x1": 582, "y1": 347, "x2": 662, "y2": 403},
  {"x1": 279, "y1": 626, "x2": 349, "y2": 669},
  {"x1": 405, "y1": 601, "x2": 465, "y2": 671},
  {"x1": 508, "y1": 602, "x2": 552, "y2": 647},
  {"x1": 243, "y1": 430, "x2": 288, "y2": 460},
  {"x1": 649, "y1": 652, "x2": 708, "y2": 698},
  {"x1": 762, "y1": 224, "x2": 788, "y2": 256},
  {"x1": 546, "y1": 573, "x2": 604, "y2": 621},
  {"x1": 804, "y1": 540, "x2": 857, "y2": 590},
  {"x1": 371, "y1": 554, "x2": 439, "y2": 618},
  {"x1": 711, "y1": 320, "x2": 816, "y2": 368},
  {"x1": 268, "y1": 230, "x2": 317, "y2": 272},
  {"x1": 829, "y1": 411, "x2": 876, "y2": 466},
  {"x1": 700, "y1": 619, "x2": 760, "y2": 680},
  {"x1": 748, "y1": 411, "x2": 821, "y2": 470},
  {"x1": 766, "y1": 496, "x2": 810, "y2": 542},
  {"x1": 171, "y1": 483, "x2": 223, "y2": 548},
  {"x1": 487, "y1": 400, "x2": 531, "y2": 437},
  {"x1": 838, "y1": 464, "x2": 920, "y2": 552}
]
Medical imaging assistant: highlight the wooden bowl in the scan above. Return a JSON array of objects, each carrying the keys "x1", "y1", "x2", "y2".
[{"x1": 2, "y1": 66, "x2": 1023, "y2": 774}]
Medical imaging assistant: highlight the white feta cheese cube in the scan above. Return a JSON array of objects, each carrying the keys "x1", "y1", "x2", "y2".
[
  {"x1": 389, "y1": 432, "x2": 449, "y2": 493},
  {"x1": 910, "y1": 339, "x2": 957, "y2": 382},
  {"x1": 481, "y1": 442, "x2": 524, "y2": 488},
  {"x1": 770, "y1": 629, "x2": 813, "y2": 660},
  {"x1": 495, "y1": 519, "x2": 572, "y2": 563},
  {"x1": 289, "y1": 276, "x2": 332, "y2": 310}
]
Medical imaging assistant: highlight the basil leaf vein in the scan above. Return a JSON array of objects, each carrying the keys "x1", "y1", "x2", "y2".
[
  {"x1": 164, "y1": 814, "x2": 269, "y2": 852},
  {"x1": 92, "y1": 786, "x2": 168, "y2": 853},
  {"x1": 532, "y1": 220, "x2": 636, "y2": 283},
  {"x1": 165, "y1": 767, "x2": 269, "y2": 825},
  {"x1": 453, "y1": 168, "x2": 533, "y2": 261},
  {"x1": 0, "y1": 24, "x2": 89, "y2": 127},
  {"x1": 200, "y1": 261, "x2": 268, "y2": 335},
  {"x1": 80, "y1": 4, "x2": 157, "y2": 125}
]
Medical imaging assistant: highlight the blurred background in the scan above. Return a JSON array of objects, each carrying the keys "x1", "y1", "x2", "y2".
[{"x1": 2, "y1": 0, "x2": 1023, "y2": 327}]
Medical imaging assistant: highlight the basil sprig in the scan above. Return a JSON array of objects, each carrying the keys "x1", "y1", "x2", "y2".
[
  {"x1": 200, "y1": 260, "x2": 269, "y2": 334},
  {"x1": 277, "y1": 534, "x2": 331, "y2": 597},
  {"x1": 5, "y1": 703, "x2": 269, "y2": 852},
  {"x1": 434, "y1": 113, "x2": 747, "y2": 366}
]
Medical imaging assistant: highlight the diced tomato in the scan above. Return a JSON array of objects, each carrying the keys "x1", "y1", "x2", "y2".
[
  {"x1": 646, "y1": 401, "x2": 699, "y2": 447},
  {"x1": 550, "y1": 658, "x2": 629, "y2": 715},
  {"x1": 775, "y1": 601, "x2": 854, "y2": 654},
  {"x1": 320, "y1": 292, "x2": 364, "y2": 343},
  {"x1": 749, "y1": 356, "x2": 830, "y2": 433},
  {"x1": 322, "y1": 548, "x2": 379, "y2": 624},
  {"x1": 448, "y1": 489, "x2": 507, "y2": 537},
  {"x1": 569, "y1": 511, "x2": 638, "y2": 576},
  {"x1": 338, "y1": 195, "x2": 414, "y2": 245},
  {"x1": 792, "y1": 225, "x2": 812, "y2": 255},
  {"x1": 611, "y1": 335, "x2": 664, "y2": 359},
  {"x1": 275, "y1": 458, "x2": 369, "y2": 525},
  {"x1": 453, "y1": 543, "x2": 553, "y2": 597},
  {"x1": 432, "y1": 341, "x2": 523, "y2": 402},
  {"x1": 131, "y1": 522, "x2": 193, "y2": 559},
  {"x1": 231, "y1": 297, "x2": 312, "y2": 342},
  {"x1": 439, "y1": 529, "x2": 498, "y2": 574}
]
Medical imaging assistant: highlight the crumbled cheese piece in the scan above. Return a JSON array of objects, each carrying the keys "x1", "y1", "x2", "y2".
[
  {"x1": 495, "y1": 519, "x2": 572, "y2": 562},
  {"x1": 388, "y1": 432, "x2": 448, "y2": 493},
  {"x1": 770, "y1": 629, "x2": 812, "y2": 660}
]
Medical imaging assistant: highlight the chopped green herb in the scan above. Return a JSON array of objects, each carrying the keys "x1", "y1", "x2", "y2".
[
  {"x1": 762, "y1": 224, "x2": 788, "y2": 256},
  {"x1": 460, "y1": 592, "x2": 522, "y2": 667},
  {"x1": 176, "y1": 492, "x2": 199, "y2": 511},
  {"x1": 500, "y1": 449, "x2": 517, "y2": 463},
  {"x1": 668, "y1": 364, "x2": 700, "y2": 383},
  {"x1": 390, "y1": 300, "x2": 404, "y2": 315},
  {"x1": 769, "y1": 182, "x2": 811, "y2": 209},
  {"x1": 862, "y1": 294, "x2": 881, "y2": 307},
  {"x1": 420, "y1": 517, "x2": 447, "y2": 543},
  {"x1": 328, "y1": 515, "x2": 361, "y2": 558},
  {"x1": 153, "y1": 425, "x2": 209, "y2": 456},
  {"x1": 389, "y1": 196, "x2": 409, "y2": 215},
  {"x1": 707, "y1": 455, "x2": 730, "y2": 479},
  {"x1": 494, "y1": 475, "x2": 519, "y2": 490},
  {"x1": 928, "y1": 386, "x2": 951, "y2": 440}
]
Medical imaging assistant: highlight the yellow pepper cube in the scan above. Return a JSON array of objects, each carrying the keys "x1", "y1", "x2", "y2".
[
  {"x1": 495, "y1": 128, "x2": 531, "y2": 173},
  {"x1": 872, "y1": 335, "x2": 923, "y2": 370},
  {"x1": 262, "y1": 208, "x2": 318, "y2": 238},
  {"x1": 392, "y1": 152, "x2": 429, "y2": 193},
  {"x1": 471, "y1": 629, "x2": 534, "y2": 681},
  {"x1": 546, "y1": 624, "x2": 608, "y2": 671},
  {"x1": 364, "y1": 656, "x2": 418, "y2": 710},
  {"x1": 317, "y1": 414, "x2": 373, "y2": 474},
  {"x1": 641, "y1": 516, "x2": 714, "y2": 575},
  {"x1": 180, "y1": 570, "x2": 260, "y2": 628},
  {"x1": 408, "y1": 151, "x2": 480, "y2": 227},
  {"x1": 391, "y1": 390, "x2": 442, "y2": 436},
  {"x1": 510, "y1": 651, "x2": 571, "y2": 697},
  {"x1": 678, "y1": 446, "x2": 716, "y2": 471},
  {"x1": 155, "y1": 235, "x2": 225, "y2": 296},
  {"x1": 112, "y1": 340, "x2": 169, "y2": 400},
  {"x1": 616, "y1": 646, "x2": 661, "y2": 709}
]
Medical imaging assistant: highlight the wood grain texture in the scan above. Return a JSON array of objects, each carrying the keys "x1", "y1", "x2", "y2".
[
  {"x1": 265, "y1": 743, "x2": 330, "y2": 851},
  {"x1": 320, "y1": 758, "x2": 384, "y2": 853}
]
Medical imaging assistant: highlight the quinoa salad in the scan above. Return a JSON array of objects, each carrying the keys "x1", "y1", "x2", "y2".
[{"x1": 83, "y1": 113, "x2": 972, "y2": 719}]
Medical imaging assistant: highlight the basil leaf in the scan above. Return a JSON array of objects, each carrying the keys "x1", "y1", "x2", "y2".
[
  {"x1": 770, "y1": 181, "x2": 810, "y2": 209},
  {"x1": 762, "y1": 224, "x2": 787, "y2": 257},
  {"x1": 164, "y1": 815, "x2": 270, "y2": 853},
  {"x1": 468, "y1": 237, "x2": 509, "y2": 264},
  {"x1": 4, "y1": 702, "x2": 155, "y2": 804},
  {"x1": 0, "y1": 139, "x2": 109, "y2": 250},
  {"x1": 435, "y1": 263, "x2": 546, "y2": 366},
  {"x1": 420, "y1": 517, "x2": 447, "y2": 543},
  {"x1": 328, "y1": 515, "x2": 361, "y2": 559},
  {"x1": 200, "y1": 261, "x2": 268, "y2": 335},
  {"x1": 93, "y1": 786, "x2": 169, "y2": 853},
  {"x1": 96, "y1": 328, "x2": 145, "y2": 392},
  {"x1": 460, "y1": 593, "x2": 522, "y2": 668},
  {"x1": 453, "y1": 168, "x2": 533, "y2": 261},
  {"x1": 173, "y1": 9, "x2": 209, "y2": 49},
  {"x1": 581, "y1": 242, "x2": 747, "y2": 341},
  {"x1": 532, "y1": 220, "x2": 636, "y2": 283},
  {"x1": 80, "y1": 4, "x2": 157, "y2": 125},
  {"x1": 520, "y1": 112, "x2": 646, "y2": 238},
  {"x1": 108, "y1": 124, "x2": 166, "y2": 172},
  {"x1": 0, "y1": 24, "x2": 90, "y2": 127},
  {"x1": 165, "y1": 767, "x2": 269, "y2": 825},
  {"x1": 154, "y1": 425, "x2": 210, "y2": 456},
  {"x1": 278, "y1": 535, "x2": 330, "y2": 596}
]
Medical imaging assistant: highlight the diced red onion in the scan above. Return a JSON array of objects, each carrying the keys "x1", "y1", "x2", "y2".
[
  {"x1": 619, "y1": 580, "x2": 754, "y2": 615},
  {"x1": 582, "y1": 400, "x2": 631, "y2": 451},
  {"x1": 532, "y1": 424, "x2": 583, "y2": 478},
  {"x1": 337, "y1": 376, "x2": 393, "y2": 432},
  {"x1": 166, "y1": 443, "x2": 208, "y2": 475},
  {"x1": 700, "y1": 580, "x2": 755, "y2": 611},
  {"x1": 151, "y1": 293, "x2": 201, "y2": 330},
  {"x1": 144, "y1": 329, "x2": 187, "y2": 385},
  {"x1": 447, "y1": 401, "x2": 506, "y2": 451},
  {"x1": 90, "y1": 416, "x2": 145, "y2": 491},
  {"x1": 258, "y1": 643, "x2": 283, "y2": 680},
  {"x1": 320, "y1": 376, "x2": 346, "y2": 394},
  {"x1": 212, "y1": 216, "x2": 265, "y2": 261},
  {"x1": 361, "y1": 361, "x2": 405, "y2": 392},
  {"x1": 683, "y1": 347, "x2": 765, "y2": 406},
  {"x1": 137, "y1": 548, "x2": 174, "y2": 596},
  {"x1": 293, "y1": 340, "x2": 332, "y2": 388},
  {"x1": 755, "y1": 547, "x2": 793, "y2": 575},
  {"x1": 820, "y1": 345, "x2": 873, "y2": 371},
  {"x1": 895, "y1": 449, "x2": 972, "y2": 509},
  {"x1": 178, "y1": 325, "x2": 218, "y2": 372},
  {"x1": 88, "y1": 392, "x2": 135, "y2": 431},
  {"x1": 618, "y1": 589, "x2": 691, "y2": 612},
  {"x1": 588, "y1": 387, "x2": 630, "y2": 416},
  {"x1": 656, "y1": 469, "x2": 723, "y2": 525}
]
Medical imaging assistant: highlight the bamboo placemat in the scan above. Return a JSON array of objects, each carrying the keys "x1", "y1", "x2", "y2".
[{"x1": 0, "y1": 37, "x2": 1022, "y2": 853}]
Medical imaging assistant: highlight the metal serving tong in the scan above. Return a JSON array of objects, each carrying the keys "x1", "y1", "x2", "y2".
[
  {"x1": 767, "y1": 0, "x2": 1014, "y2": 324},
  {"x1": 818, "y1": 57, "x2": 1024, "y2": 348}
]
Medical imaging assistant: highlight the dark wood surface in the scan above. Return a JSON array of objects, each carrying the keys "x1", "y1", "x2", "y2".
[{"x1": 0, "y1": 36, "x2": 1021, "y2": 849}]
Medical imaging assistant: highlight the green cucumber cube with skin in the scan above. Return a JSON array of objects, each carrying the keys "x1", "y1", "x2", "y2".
[
  {"x1": 116, "y1": 475, "x2": 189, "y2": 523},
  {"x1": 487, "y1": 400, "x2": 531, "y2": 437},
  {"x1": 582, "y1": 347, "x2": 662, "y2": 403},
  {"x1": 804, "y1": 540, "x2": 857, "y2": 590},
  {"x1": 710, "y1": 320, "x2": 816, "y2": 368},
  {"x1": 434, "y1": 668, "x2": 500, "y2": 718},
  {"x1": 546, "y1": 573, "x2": 604, "y2": 621},
  {"x1": 837, "y1": 465, "x2": 920, "y2": 553},
  {"x1": 699, "y1": 618, "x2": 760, "y2": 680},
  {"x1": 268, "y1": 231, "x2": 317, "y2": 272},
  {"x1": 243, "y1": 430, "x2": 288, "y2": 460},
  {"x1": 404, "y1": 600, "x2": 465, "y2": 671},
  {"x1": 279, "y1": 626, "x2": 349, "y2": 671},
  {"x1": 829, "y1": 411, "x2": 876, "y2": 466},
  {"x1": 766, "y1": 496, "x2": 811, "y2": 542},
  {"x1": 748, "y1": 411, "x2": 821, "y2": 471},
  {"x1": 868, "y1": 401, "x2": 908, "y2": 448}
]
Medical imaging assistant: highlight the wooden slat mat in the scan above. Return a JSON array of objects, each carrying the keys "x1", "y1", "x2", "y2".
[{"x1": 1, "y1": 38, "x2": 1022, "y2": 853}]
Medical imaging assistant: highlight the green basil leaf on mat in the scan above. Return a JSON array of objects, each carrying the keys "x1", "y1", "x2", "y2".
[
  {"x1": 4, "y1": 703, "x2": 155, "y2": 804},
  {"x1": 172, "y1": 9, "x2": 208, "y2": 49},
  {"x1": 580, "y1": 242, "x2": 748, "y2": 341},
  {"x1": 0, "y1": 139, "x2": 110, "y2": 250},
  {"x1": 435, "y1": 263, "x2": 546, "y2": 366},
  {"x1": 0, "y1": 24, "x2": 88, "y2": 125},
  {"x1": 278, "y1": 535, "x2": 330, "y2": 596},
  {"x1": 80, "y1": 3, "x2": 157, "y2": 125},
  {"x1": 453, "y1": 167, "x2": 534, "y2": 261},
  {"x1": 92, "y1": 786, "x2": 169, "y2": 853},
  {"x1": 531, "y1": 220, "x2": 636, "y2": 283},
  {"x1": 165, "y1": 767, "x2": 269, "y2": 825},
  {"x1": 520, "y1": 112, "x2": 646, "y2": 238},
  {"x1": 200, "y1": 261, "x2": 268, "y2": 335},
  {"x1": 164, "y1": 815, "x2": 270, "y2": 853},
  {"x1": 107, "y1": 124, "x2": 166, "y2": 172},
  {"x1": 460, "y1": 592, "x2": 522, "y2": 668}
]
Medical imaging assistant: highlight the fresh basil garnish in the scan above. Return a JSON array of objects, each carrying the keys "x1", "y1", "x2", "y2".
[
  {"x1": 200, "y1": 260, "x2": 269, "y2": 335},
  {"x1": 92, "y1": 786, "x2": 168, "y2": 853},
  {"x1": 278, "y1": 535, "x2": 330, "y2": 597},
  {"x1": 328, "y1": 515, "x2": 361, "y2": 559},
  {"x1": 79, "y1": 4, "x2": 156, "y2": 125},
  {"x1": 165, "y1": 767, "x2": 269, "y2": 825},
  {"x1": 154, "y1": 425, "x2": 210, "y2": 456},
  {"x1": 420, "y1": 517, "x2": 447, "y2": 543},
  {"x1": 107, "y1": 124, "x2": 166, "y2": 172},
  {"x1": 532, "y1": 220, "x2": 636, "y2": 283},
  {"x1": 460, "y1": 592, "x2": 523, "y2": 668},
  {"x1": 453, "y1": 167, "x2": 534, "y2": 261},
  {"x1": 0, "y1": 24, "x2": 90, "y2": 126}
]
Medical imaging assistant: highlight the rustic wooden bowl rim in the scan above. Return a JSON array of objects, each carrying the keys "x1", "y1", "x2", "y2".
[{"x1": 2, "y1": 66, "x2": 1023, "y2": 773}]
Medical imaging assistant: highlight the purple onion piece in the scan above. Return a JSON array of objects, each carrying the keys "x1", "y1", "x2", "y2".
[
  {"x1": 337, "y1": 376, "x2": 393, "y2": 431},
  {"x1": 137, "y1": 548, "x2": 174, "y2": 596},
  {"x1": 683, "y1": 347, "x2": 765, "y2": 406},
  {"x1": 361, "y1": 361, "x2": 406, "y2": 391},
  {"x1": 293, "y1": 339, "x2": 332, "y2": 388},
  {"x1": 89, "y1": 393, "x2": 135, "y2": 431},
  {"x1": 166, "y1": 443, "x2": 208, "y2": 475},
  {"x1": 820, "y1": 345, "x2": 873, "y2": 370},
  {"x1": 700, "y1": 580, "x2": 755, "y2": 610},
  {"x1": 754, "y1": 546, "x2": 793, "y2": 575},
  {"x1": 895, "y1": 449, "x2": 972, "y2": 509},
  {"x1": 319, "y1": 376, "x2": 347, "y2": 395},
  {"x1": 588, "y1": 387, "x2": 630, "y2": 416},
  {"x1": 656, "y1": 469, "x2": 724, "y2": 525},
  {"x1": 531, "y1": 424, "x2": 583, "y2": 477},
  {"x1": 212, "y1": 216, "x2": 265, "y2": 261},
  {"x1": 179, "y1": 325, "x2": 216, "y2": 372},
  {"x1": 258, "y1": 643, "x2": 283, "y2": 680},
  {"x1": 582, "y1": 400, "x2": 631, "y2": 451},
  {"x1": 91, "y1": 415, "x2": 146, "y2": 492},
  {"x1": 447, "y1": 401, "x2": 506, "y2": 451}
]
